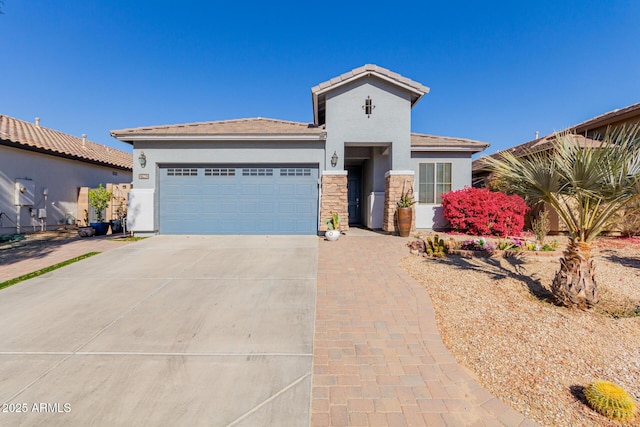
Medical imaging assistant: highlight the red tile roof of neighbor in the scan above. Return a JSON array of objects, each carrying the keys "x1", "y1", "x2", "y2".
[{"x1": 0, "y1": 114, "x2": 133, "y2": 170}]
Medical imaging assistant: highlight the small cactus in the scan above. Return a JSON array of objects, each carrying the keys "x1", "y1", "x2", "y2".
[
  {"x1": 426, "y1": 234, "x2": 447, "y2": 257},
  {"x1": 584, "y1": 380, "x2": 637, "y2": 421}
]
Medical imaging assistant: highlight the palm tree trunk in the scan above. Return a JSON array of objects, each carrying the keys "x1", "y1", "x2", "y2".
[{"x1": 551, "y1": 240, "x2": 600, "y2": 309}]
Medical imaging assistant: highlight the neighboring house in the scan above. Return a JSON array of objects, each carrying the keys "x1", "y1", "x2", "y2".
[
  {"x1": 473, "y1": 102, "x2": 640, "y2": 187},
  {"x1": 110, "y1": 64, "x2": 489, "y2": 236},
  {"x1": 472, "y1": 102, "x2": 640, "y2": 232},
  {"x1": 0, "y1": 115, "x2": 133, "y2": 234}
]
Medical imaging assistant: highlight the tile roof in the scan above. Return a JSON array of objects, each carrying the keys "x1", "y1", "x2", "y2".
[
  {"x1": 311, "y1": 64, "x2": 430, "y2": 97},
  {"x1": 573, "y1": 101, "x2": 640, "y2": 133},
  {"x1": 472, "y1": 134, "x2": 603, "y2": 172},
  {"x1": 472, "y1": 101, "x2": 640, "y2": 173},
  {"x1": 0, "y1": 114, "x2": 133, "y2": 170},
  {"x1": 110, "y1": 117, "x2": 326, "y2": 140},
  {"x1": 411, "y1": 133, "x2": 489, "y2": 152}
]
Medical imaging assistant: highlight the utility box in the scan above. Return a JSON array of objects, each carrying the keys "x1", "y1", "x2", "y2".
[
  {"x1": 38, "y1": 209, "x2": 47, "y2": 219},
  {"x1": 14, "y1": 179, "x2": 36, "y2": 206}
]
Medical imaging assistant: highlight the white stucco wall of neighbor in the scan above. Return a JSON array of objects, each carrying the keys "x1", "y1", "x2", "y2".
[
  {"x1": 127, "y1": 140, "x2": 326, "y2": 233},
  {"x1": 411, "y1": 152, "x2": 473, "y2": 229},
  {"x1": 324, "y1": 76, "x2": 412, "y2": 171},
  {"x1": 0, "y1": 145, "x2": 132, "y2": 234}
]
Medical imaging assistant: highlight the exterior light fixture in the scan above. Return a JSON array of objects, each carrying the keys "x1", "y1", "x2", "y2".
[
  {"x1": 138, "y1": 151, "x2": 147, "y2": 168},
  {"x1": 331, "y1": 151, "x2": 338, "y2": 168},
  {"x1": 363, "y1": 96, "x2": 375, "y2": 118}
]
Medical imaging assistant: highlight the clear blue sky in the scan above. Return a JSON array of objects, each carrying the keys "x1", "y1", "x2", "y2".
[{"x1": 2, "y1": 0, "x2": 639, "y2": 156}]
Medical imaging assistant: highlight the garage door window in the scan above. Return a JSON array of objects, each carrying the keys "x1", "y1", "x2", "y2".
[
  {"x1": 167, "y1": 168, "x2": 198, "y2": 176},
  {"x1": 280, "y1": 168, "x2": 312, "y2": 176},
  {"x1": 242, "y1": 168, "x2": 273, "y2": 176},
  {"x1": 205, "y1": 168, "x2": 236, "y2": 176}
]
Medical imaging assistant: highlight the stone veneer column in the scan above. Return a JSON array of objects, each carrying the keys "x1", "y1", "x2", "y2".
[
  {"x1": 319, "y1": 171, "x2": 349, "y2": 232},
  {"x1": 383, "y1": 171, "x2": 416, "y2": 233}
]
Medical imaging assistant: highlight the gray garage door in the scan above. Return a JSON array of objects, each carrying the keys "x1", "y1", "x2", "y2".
[{"x1": 159, "y1": 165, "x2": 319, "y2": 234}]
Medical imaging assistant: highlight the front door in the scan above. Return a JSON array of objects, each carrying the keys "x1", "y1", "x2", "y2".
[{"x1": 347, "y1": 167, "x2": 362, "y2": 225}]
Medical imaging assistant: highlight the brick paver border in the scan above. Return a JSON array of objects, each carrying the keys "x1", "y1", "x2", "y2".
[{"x1": 312, "y1": 235, "x2": 538, "y2": 427}]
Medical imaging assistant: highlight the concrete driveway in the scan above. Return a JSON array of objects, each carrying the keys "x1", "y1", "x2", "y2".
[{"x1": 0, "y1": 235, "x2": 317, "y2": 426}]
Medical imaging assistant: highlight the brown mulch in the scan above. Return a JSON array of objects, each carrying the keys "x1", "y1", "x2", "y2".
[{"x1": 400, "y1": 234, "x2": 640, "y2": 427}]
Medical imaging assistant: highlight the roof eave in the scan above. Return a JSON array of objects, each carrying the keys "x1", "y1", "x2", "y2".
[
  {"x1": 111, "y1": 133, "x2": 327, "y2": 142},
  {"x1": 411, "y1": 145, "x2": 489, "y2": 154}
]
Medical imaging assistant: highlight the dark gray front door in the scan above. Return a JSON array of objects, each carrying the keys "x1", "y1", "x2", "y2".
[
  {"x1": 347, "y1": 167, "x2": 362, "y2": 225},
  {"x1": 159, "y1": 165, "x2": 318, "y2": 234}
]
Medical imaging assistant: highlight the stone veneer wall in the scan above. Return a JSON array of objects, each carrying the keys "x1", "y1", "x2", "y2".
[
  {"x1": 383, "y1": 173, "x2": 415, "y2": 233},
  {"x1": 319, "y1": 173, "x2": 348, "y2": 232}
]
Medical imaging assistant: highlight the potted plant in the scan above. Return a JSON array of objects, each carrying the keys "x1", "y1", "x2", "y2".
[
  {"x1": 77, "y1": 209, "x2": 95, "y2": 238},
  {"x1": 88, "y1": 184, "x2": 113, "y2": 236},
  {"x1": 324, "y1": 212, "x2": 341, "y2": 241},
  {"x1": 110, "y1": 200, "x2": 126, "y2": 234},
  {"x1": 396, "y1": 187, "x2": 415, "y2": 237}
]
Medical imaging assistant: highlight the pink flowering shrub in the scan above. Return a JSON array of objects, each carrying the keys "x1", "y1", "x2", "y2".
[{"x1": 441, "y1": 187, "x2": 529, "y2": 237}]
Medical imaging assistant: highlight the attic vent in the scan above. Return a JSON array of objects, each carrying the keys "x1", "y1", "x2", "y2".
[{"x1": 363, "y1": 96, "x2": 375, "y2": 118}]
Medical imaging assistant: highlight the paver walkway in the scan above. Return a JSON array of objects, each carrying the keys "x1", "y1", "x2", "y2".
[
  {"x1": 312, "y1": 234, "x2": 539, "y2": 427},
  {"x1": 0, "y1": 234, "x2": 127, "y2": 282}
]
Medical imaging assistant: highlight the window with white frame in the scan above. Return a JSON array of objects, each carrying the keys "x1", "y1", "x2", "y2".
[{"x1": 418, "y1": 163, "x2": 452, "y2": 204}]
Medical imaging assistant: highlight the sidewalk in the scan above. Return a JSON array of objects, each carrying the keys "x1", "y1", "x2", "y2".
[
  {"x1": 312, "y1": 234, "x2": 538, "y2": 426},
  {"x1": 0, "y1": 233, "x2": 130, "y2": 282}
]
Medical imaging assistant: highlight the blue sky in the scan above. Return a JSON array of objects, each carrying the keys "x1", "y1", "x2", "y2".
[{"x1": 1, "y1": 0, "x2": 639, "y2": 156}]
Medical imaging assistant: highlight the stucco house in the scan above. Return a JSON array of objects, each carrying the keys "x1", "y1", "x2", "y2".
[
  {"x1": 473, "y1": 102, "x2": 640, "y2": 187},
  {"x1": 0, "y1": 115, "x2": 133, "y2": 235},
  {"x1": 472, "y1": 101, "x2": 640, "y2": 232},
  {"x1": 110, "y1": 65, "x2": 489, "y2": 235}
]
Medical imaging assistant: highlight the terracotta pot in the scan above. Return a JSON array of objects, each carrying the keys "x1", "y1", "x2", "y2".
[{"x1": 396, "y1": 207, "x2": 412, "y2": 237}]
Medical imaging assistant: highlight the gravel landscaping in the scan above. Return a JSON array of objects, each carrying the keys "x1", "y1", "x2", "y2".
[{"x1": 400, "y1": 234, "x2": 640, "y2": 427}]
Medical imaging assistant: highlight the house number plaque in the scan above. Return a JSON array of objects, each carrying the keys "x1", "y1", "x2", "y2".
[{"x1": 138, "y1": 173, "x2": 149, "y2": 179}]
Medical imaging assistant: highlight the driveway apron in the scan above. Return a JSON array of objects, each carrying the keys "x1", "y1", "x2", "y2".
[{"x1": 0, "y1": 235, "x2": 317, "y2": 426}]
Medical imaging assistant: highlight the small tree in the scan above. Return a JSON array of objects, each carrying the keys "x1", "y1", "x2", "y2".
[
  {"x1": 484, "y1": 125, "x2": 640, "y2": 309},
  {"x1": 88, "y1": 184, "x2": 113, "y2": 223}
]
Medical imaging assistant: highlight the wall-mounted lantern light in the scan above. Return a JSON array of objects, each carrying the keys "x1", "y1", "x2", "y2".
[
  {"x1": 363, "y1": 96, "x2": 375, "y2": 118},
  {"x1": 331, "y1": 151, "x2": 338, "y2": 168},
  {"x1": 138, "y1": 151, "x2": 147, "y2": 168}
]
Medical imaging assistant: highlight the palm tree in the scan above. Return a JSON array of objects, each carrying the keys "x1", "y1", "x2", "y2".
[{"x1": 484, "y1": 124, "x2": 640, "y2": 309}]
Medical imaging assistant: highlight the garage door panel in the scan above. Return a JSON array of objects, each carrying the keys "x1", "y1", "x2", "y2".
[
  {"x1": 220, "y1": 185, "x2": 237, "y2": 195},
  {"x1": 296, "y1": 202, "x2": 313, "y2": 214},
  {"x1": 278, "y1": 184, "x2": 294, "y2": 196},
  {"x1": 259, "y1": 185, "x2": 274, "y2": 196},
  {"x1": 160, "y1": 165, "x2": 318, "y2": 234},
  {"x1": 296, "y1": 184, "x2": 314, "y2": 196},
  {"x1": 242, "y1": 185, "x2": 258, "y2": 196}
]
